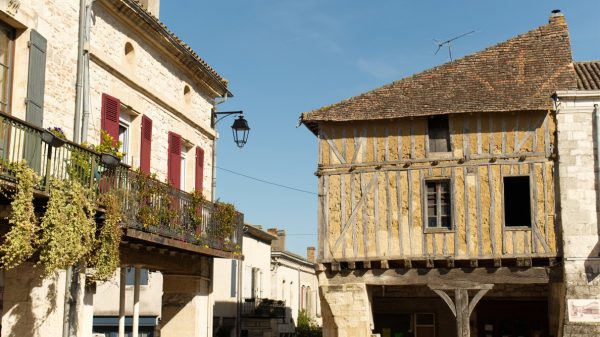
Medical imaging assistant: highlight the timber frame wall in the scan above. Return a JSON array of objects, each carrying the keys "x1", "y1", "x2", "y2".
[{"x1": 316, "y1": 110, "x2": 558, "y2": 268}]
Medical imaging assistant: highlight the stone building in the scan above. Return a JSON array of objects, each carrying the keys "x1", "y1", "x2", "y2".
[
  {"x1": 212, "y1": 226, "x2": 321, "y2": 337},
  {"x1": 300, "y1": 11, "x2": 597, "y2": 337},
  {"x1": 0, "y1": 0, "x2": 243, "y2": 337},
  {"x1": 554, "y1": 61, "x2": 600, "y2": 336}
]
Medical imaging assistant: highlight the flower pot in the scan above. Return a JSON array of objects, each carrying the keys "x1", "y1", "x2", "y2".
[
  {"x1": 100, "y1": 153, "x2": 121, "y2": 167},
  {"x1": 41, "y1": 130, "x2": 65, "y2": 148}
]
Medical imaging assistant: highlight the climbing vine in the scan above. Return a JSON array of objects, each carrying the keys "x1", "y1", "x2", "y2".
[
  {"x1": 37, "y1": 178, "x2": 96, "y2": 274},
  {"x1": 0, "y1": 162, "x2": 40, "y2": 270}
]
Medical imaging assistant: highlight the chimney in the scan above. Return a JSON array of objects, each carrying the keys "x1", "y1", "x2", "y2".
[
  {"x1": 276, "y1": 230, "x2": 286, "y2": 251},
  {"x1": 306, "y1": 247, "x2": 315, "y2": 263},
  {"x1": 268, "y1": 228, "x2": 279, "y2": 250},
  {"x1": 138, "y1": 0, "x2": 160, "y2": 17},
  {"x1": 549, "y1": 9, "x2": 564, "y2": 24}
]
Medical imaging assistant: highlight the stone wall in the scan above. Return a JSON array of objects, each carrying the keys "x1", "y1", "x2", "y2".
[
  {"x1": 556, "y1": 92, "x2": 600, "y2": 336},
  {"x1": 318, "y1": 283, "x2": 372, "y2": 337}
]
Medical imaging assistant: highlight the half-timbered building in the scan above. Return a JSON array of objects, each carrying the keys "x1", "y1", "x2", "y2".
[{"x1": 301, "y1": 11, "x2": 580, "y2": 337}]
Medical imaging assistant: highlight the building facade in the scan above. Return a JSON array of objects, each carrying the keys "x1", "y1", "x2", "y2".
[
  {"x1": 301, "y1": 11, "x2": 596, "y2": 337},
  {"x1": 554, "y1": 62, "x2": 600, "y2": 336},
  {"x1": 0, "y1": 1, "x2": 242, "y2": 337},
  {"x1": 213, "y1": 226, "x2": 321, "y2": 337}
]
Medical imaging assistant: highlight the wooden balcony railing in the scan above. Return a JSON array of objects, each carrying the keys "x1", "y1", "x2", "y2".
[{"x1": 0, "y1": 111, "x2": 243, "y2": 252}]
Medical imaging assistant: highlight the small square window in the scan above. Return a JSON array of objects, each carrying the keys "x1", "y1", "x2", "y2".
[
  {"x1": 428, "y1": 115, "x2": 450, "y2": 153},
  {"x1": 425, "y1": 180, "x2": 451, "y2": 229},
  {"x1": 503, "y1": 176, "x2": 531, "y2": 227}
]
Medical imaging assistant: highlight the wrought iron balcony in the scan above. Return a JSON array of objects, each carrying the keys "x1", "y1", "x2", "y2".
[
  {"x1": 0, "y1": 111, "x2": 243, "y2": 253},
  {"x1": 241, "y1": 298, "x2": 287, "y2": 319}
]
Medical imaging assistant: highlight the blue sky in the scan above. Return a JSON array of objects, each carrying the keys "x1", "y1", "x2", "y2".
[{"x1": 161, "y1": 1, "x2": 600, "y2": 256}]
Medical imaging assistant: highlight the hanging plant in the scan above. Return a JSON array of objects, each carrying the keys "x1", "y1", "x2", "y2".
[
  {"x1": 89, "y1": 190, "x2": 123, "y2": 282},
  {"x1": 187, "y1": 190, "x2": 205, "y2": 234},
  {"x1": 213, "y1": 201, "x2": 236, "y2": 242},
  {"x1": 0, "y1": 162, "x2": 40, "y2": 269},
  {"x1": 38, "y1": 178, "x2": 96, "y2": 274}
]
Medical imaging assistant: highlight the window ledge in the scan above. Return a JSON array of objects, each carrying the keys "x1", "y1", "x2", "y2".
[
  {"x1": 424, "y1": 228, "x2": 454, "y2": 233},
  {"x1": 428, "y1": 151, "x2": 454, "y2": 159},
  {"x1": 504, "y1": 226, "x2": 532, "y2": 231}
]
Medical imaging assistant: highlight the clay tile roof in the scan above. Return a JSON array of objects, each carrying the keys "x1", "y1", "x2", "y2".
[
  {"x1": 301, "y1": 15, "x2": 578, "y2": 134},
  {"x1": 574, "y1": 61, "x2": 600, "y2": 90}
]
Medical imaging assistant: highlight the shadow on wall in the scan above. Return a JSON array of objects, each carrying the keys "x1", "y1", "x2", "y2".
[
  {"x1": 3, "y1": 263, "x2": 59, "y2": 337},
  {"x1": 588, "y1": 110, "x2": 600, "y2": 283}
]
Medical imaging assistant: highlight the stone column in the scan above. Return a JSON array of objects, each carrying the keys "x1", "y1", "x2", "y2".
[
  {"x1": 556, "y1": 97, "x2": 600, "y2": 336},
  {"x1": 1, "y1": 263, "x2": 67, "y2": 337},
  {"x1": 319, "y1": 283, "x2": 373, "y2": 337},
  {"x1": 160, "y1": 275, "x2": 209, "y2": 337}
]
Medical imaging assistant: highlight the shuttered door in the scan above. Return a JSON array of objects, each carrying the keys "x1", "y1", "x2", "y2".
[
  {"x1": 167, "y1": 132, "x2": 182, "y2": 188},
  {"x1": 140, "y1": 115, "x2": 152, "y2": 174},
  {"x1": 195, "y1": 146, "x2": 204, "y2": 192},
  {"x1": 24, "y1": 30, "x2": 47, "y2": 173},
  {"x1": 101, "y1": 93, "x2": 120, "y2": 142}
]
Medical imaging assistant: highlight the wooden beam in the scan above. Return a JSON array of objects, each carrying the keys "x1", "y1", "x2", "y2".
[
  {"x1": 324, "y1": 267, "x2": 559, "y2": 286},
  {"x1": 386, "y1": 171, "x2": 392, "y2": 256},
  {"x1": 396, "y1": 171, "x2": 404, "y2": 255},
  {"x1": 321, "y1": 129, "x2": 346, "y2": 164},
  {"x1": 430, "y1": 288, "x2": 457, "y2": 317},
  {"x1": 331, "y1": 173, "x2": 378, "y2": 253},
  {"x1": 475, "y1": 168, "x2": 483, "y2": 257}
]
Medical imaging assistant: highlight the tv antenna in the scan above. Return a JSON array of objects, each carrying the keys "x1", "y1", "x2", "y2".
[{"x1": 434, "y1": 30, "x2": 475, "y2": 61}]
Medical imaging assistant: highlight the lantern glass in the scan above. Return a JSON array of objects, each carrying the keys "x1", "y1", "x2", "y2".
[{"x1": 231, "y1": 116, "x2": 250, "y2": 148}]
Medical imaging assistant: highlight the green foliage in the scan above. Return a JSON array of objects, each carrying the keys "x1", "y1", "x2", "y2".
[
  {"x1": 132, "y1": 169, "x2": 176, "y2": 229},
  {"x1": 296, "y1": 310, "x2": 322, "y2": 337},
  {"x1": 187, "y1": 190, "x2": 205, "y2": 232},
  {"x1": 37, "y1": 178, "x2": 96, "y2": 275},
  {"x1": 96, "y1": 130, "x2": 123, "y2": 159},
  {"x1": 213, "y1": 201, "x2": 236, "y2": 242},
  {"x1": 89, "y1": 190, "x2": 123, "y2": 282},
  {"x1": 0, "y1": 162, "x2": 40, "y2": 269}
]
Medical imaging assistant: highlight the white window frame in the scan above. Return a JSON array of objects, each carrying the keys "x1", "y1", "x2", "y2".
[{"x1": 118, "y1": 118, "x2": 130, "y2": 166}]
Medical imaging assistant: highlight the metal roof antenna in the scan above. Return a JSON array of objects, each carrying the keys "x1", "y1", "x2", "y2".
[{"x1": 434, "y1": 30, "x2": 475, "y2": 61}]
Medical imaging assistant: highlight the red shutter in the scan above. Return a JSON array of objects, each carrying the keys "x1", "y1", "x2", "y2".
[
  {"x1": 101, "y1": 93, "x2": 120, "y2": 141},
  {"x1": 140, "y1": 115, "x2": 152, "y2": 174},
  {"x1": 167, "y1": 131, "x2": 182, "y2": 188},
  {"x1": 195, "y1": 146, "x2": 204, "y2": 192}
]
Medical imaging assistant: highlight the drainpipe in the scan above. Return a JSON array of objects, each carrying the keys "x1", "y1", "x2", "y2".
[
  {"x1": 81, "y1": 0, "x2": 94, "y2": 143},
  {"x1": 594, "y1": 104, "x2": 600, "y2": 186},
  {"x1": 73, "y1": 0, "x2": 86, "y2": 143}
]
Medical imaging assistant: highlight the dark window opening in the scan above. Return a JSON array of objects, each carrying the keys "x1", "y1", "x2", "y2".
[
  {"x1": 503, "y1": 176, "x2": 531, "y2": 227},
  {"x1": 425, "y1": 180, "x2": 451, "y2": 229},
  {"x1": 428, "y1": 115, "x2": 450, "y2": 153}
]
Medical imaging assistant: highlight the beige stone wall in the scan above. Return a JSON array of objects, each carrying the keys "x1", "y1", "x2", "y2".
[
  {"x1": 318, "y1": 111, "x2": 558, "y2": 262},
  {"x1": 0, "y1": 0, "x2": 219, "y2": 198},
  {"x1": 555, "y1": 93, "x2": 600, "y2": 337}
]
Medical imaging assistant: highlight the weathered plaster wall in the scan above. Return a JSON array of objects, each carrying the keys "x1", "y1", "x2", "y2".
[{"x1": 318, "y1": 111, "x2": 557, "y2": 261}]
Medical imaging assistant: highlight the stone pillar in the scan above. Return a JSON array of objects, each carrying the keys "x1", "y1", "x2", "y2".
[
  {"x1": 1, "y1": 263, "x2": 67, "y2": 337},
  {"x1": 319, "y1": 283, "x2": 373, "y2": 337},
  {"x1": 160, "y1": 275, "x2": 209, "y2": 337},
  {"x1": 556, "y1": 96, "x2": 600, "y2": 336}
]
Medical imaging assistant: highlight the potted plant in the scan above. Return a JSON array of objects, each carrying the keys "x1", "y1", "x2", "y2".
[
  {"x1": 96, "y1": 130, "x2": 123, "y2": 168},
  {"x1": 42, "y1": 127, "x2": 66, "y2": 147}
]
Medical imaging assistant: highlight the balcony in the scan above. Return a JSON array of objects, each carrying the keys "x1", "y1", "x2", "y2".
[
  {"x1": 0, "y1": 111, "x2": 243, "y2": 255},
  {"x1": 241, "y1": 298, "x2": 286, "y2": 319}
]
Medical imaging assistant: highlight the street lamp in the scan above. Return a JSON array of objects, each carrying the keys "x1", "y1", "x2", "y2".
[
  {"x1": 210, "y1": 110, "x2": 250, "y2": 201},
  {"x1": 211, "y1": 110, "x2": 250, "y2": 148}
]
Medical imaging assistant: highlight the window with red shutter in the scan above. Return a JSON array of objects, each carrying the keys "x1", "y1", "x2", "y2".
[
  {"x1": 101, "y1": 93, "x2": 120, "y2": 141},
  {"x1": 195, "y1": 146, "x2": 204, "y2": 192},
  {"x1": 167, "y1": 131, "x2": 182, "y2": 188},
  {"x1": 140, "y1": 115, "x2": 152, "y2": 174}
]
